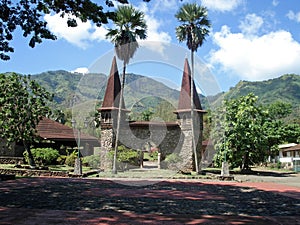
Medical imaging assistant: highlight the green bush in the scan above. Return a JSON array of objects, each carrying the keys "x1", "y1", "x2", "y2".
[
  {"x1": 23, "y1": 148, "x2": 60, "y2": 166},
  {"x1": 165, "y1": 153, "x2": 182, "y2": 164},
  {"x1": 147, "y1": 151, "x2": 158, "y2": 161},
  {"x1": 56, "y1": 155, "x2": 67, "y2": 165},
  {"x1": 108, "y1": 145, "x2": 139, "y2": 170},
  {"x1": 83, "y1": 155, "x2": 101, "y2": 169},
  {"x1": 65, "y1": 151, "x2": 77, "y2": 167}
]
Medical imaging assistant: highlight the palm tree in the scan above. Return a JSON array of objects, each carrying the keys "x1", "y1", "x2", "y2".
[
  {"x1": 106, "y1": 5, "x2": 147, "y2": 174},
  {"x1": 175, "y1": 3, "x2": 211, "y2": 173}
]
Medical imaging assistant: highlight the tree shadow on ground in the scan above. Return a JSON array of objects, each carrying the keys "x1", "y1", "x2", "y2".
[
  {"x1": 205, "y1": 168, "x2": 296, "y2": 177},
  {"x1": 0, "y1": 178, "x2": 299, "y2": 224}
]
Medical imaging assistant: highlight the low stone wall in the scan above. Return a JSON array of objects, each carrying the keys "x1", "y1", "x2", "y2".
[
  {"x1": 0, "y1": 168, "x2": 69, "y2": 177},
  {"x1": 0, "y1": 157, "x2": 24, "y2": 164}
]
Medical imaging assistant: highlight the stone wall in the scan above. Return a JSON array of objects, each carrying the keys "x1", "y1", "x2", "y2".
[
  {"x1": 0, "y1": 168, "x2": 69, "y2": 177},
  {"x1": 0, "y1": 157, "x2": 24, "y2": 164},
  {"x1": 119, "y1": 124, "x2": 182, "y2": 159},
  {"x1": 99, "y1": 121, "x2": 203, "y2": 172}
]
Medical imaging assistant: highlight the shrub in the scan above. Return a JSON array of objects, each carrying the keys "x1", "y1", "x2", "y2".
[
  {"x1": 149, "y1": 151, "x2": 158, "y2": 161},
  {"x1": 165, "y1": 153, "x2": 182, "y2": 164},
  {"x1": 162, "y1": 153, "x2": 182, "y2": 170},
  {"x1": 83, "y1": 155, "x2": 101, "y2": 169},
  {"x1": 56, "y1": 155, "x2": 67, "y2": 165},
  {"x1": 108, "y1": 145, "x2": 139, "y2": 170},
  {"x1": 23, "y1": 148, "x2": 60, "y2": 166},
  {"x1": 65, "y1": 151, "x2": 77, "y2": 167}
]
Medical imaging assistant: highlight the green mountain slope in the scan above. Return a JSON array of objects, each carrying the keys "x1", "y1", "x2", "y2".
[
  {"x1": 33, "y1": 71, "x2": 107, "y2": 108},
  {"x1": 32, "y1": 71, "x2": 182, "y2": 113},
  {"x1": 31, "y1": 71, "x2": 299, "y2": 123},
  {"x1": 224, "y1": 74, "x2": 300, "y2": 107}
]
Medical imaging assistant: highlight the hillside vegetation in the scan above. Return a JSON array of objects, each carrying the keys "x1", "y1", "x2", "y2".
[
  {"x1": 30, "y1": 71, "x2": 299, "y2": 122},
  {"x1": 225, "y1": 74, "x2": 300, "y2": 107}
]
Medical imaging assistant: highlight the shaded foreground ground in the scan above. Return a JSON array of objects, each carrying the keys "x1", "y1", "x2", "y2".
[{"x1": 0, "y1": 177, "x2": 300, "y2": 224}]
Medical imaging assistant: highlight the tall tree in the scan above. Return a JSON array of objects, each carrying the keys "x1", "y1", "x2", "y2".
[
  {"x1": 0, "y1": 73, "x2": 53, "y2": 167},
  {"x1": 175, "y1": 3, "x2": 210, "y2": 173},
  {"x1": 212, "y1": 94, "x2": 268, "y2": 171},
  {"x1": 262, "y1": 101, "x2": 293, "y2": 161},
  {"x1": 106, "y1": 5, "x2": 147, "y2": 174},
  {"x1": 0, "y1": 0, "x2": 150, "y2": 60}
]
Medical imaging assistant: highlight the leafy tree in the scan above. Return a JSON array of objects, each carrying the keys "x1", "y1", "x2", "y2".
[
  {"x1": 23, "y1": 147, "x2": 60, "y2": 166},
  {"x1": 262, "y1": 101, "x2": 293, "y2": 160},
  {"x1": 212, "y1": 93, "x2": 267, "y2": 171},
  {"x1": 0, "y1": 0, "x2": 150, "y2": 60},
  {"x1": 141, "y1": 109, "x2": 154, "y2": 121},
  {"x1": 106, "y1": 5, "x2": 147, "y2": 174},
  {"x1": 175, "y1": 3, "x2": 211, "y2": 173},
  {"x1": 203, "y1": 110, "x2": 212, "y2": 141},
  {"x1": 267, "y1": 101, "x2": 292, "y2": 120},
  {"x1": 282, "y1": 123, "x2": 300, "y2": 143},
  {"x1": 0, "y1": 73, "x2": 53, "y2": 167}
]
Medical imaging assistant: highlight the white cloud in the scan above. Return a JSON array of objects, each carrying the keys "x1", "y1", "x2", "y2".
[
  {"x1": 238, "y1": 14, "x2": 263, "y2": 36},
  {"x1": 71, "y1": 67, "x2": 89, "y2": 74},
  {"x1": 136, "y1": 2, "x2": 172, "y2": 55},
  {"x1": 201, "y1": 0, "x2": 243, "y2": 12},
  {"x1": 44, "y1": 13, "x2": 108, "y2": 48},
  {"x1": 272, "y1": 0, "x2": 279, "y2": 7},
  {"x1": 150, "y1": 0, "x2": 178, "y2": 13},
  {"x1": 209, "y1": 25, "x2": 300, "y2": 81},
  {"x1": 44, "y1": 3, "x2": 171, "y2": 56},
  {"x1": 287, "y1": 10, "x2": 300, "y2": 23}
]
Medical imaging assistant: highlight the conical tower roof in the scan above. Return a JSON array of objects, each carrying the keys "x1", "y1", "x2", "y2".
[
  {"x1": 176, "y1": 58, "x2": 203, "y2": 113},
  {"x1": 99, "y1": 56, "x2": 126, "y2": 111}
]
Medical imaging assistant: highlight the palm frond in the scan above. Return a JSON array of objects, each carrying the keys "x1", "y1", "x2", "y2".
[
  {"x1": 106, "y1": 4, "x2": 147, "y2": 64},
  {"x1": 175, "y1": 3, "x2": 211, "y2": 51}
]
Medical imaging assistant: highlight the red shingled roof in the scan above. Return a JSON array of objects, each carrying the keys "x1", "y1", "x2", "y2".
[
  {"x1": 175, "y1": 58, "x2": 205, "y2": 113},
  {"x1": 36, "y1": 117, "x2": 99, "y2": 142}
]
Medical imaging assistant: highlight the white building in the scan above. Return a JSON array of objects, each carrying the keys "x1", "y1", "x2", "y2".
[{"x1": 278, "y1": 143, "x2": 300, "y2": 170}]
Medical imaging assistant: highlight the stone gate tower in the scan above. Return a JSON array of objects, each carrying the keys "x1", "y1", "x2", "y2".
[
  {"x1": 174, "y1": 58, "x2": 206, "y2": 171},
  {"x1": 98, "y1": 56, "x2": 129, "y2": 150},
  {"x1": 98, "y1": 57, "x2": 206, "y2": 172}
]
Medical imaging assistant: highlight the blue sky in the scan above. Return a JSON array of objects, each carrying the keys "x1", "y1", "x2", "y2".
[{"x1": 1, "y1": 0, "x2": 300, "y2": 95}]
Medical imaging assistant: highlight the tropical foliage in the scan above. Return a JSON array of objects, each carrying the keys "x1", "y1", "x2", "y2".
[
  {"x1": 0, "y1": 73, "x2": 53, "y2": 166},
  {"x1": 175, "y1": 3, "x2": 210, "y2": 52},
  {"x1": 23, "y1": 147, "x2": 60, "y2": 166},
  {"x1": 0, "y1": 0, "x2": 151, "y2": 60},
  {"x1": 108, "y1": 145, "x2": 140, "y2": 171},
  {"x1": 175, "y1": 3, "x2": 211, "y2": 173},
  {"x1": 106, "y1": 4, "x2": 147, "y2": 173},
  {"x1": 212, "y1": 93, "x2": 300, "y2": 171}
]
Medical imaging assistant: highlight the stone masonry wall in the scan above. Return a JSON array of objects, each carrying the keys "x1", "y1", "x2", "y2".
[
  {"x1": 99, "y1": 122, "x2": 202, "y2": 172},
  {"x1": 119, "y1": 125, "x2": 182, "y2": 160}
]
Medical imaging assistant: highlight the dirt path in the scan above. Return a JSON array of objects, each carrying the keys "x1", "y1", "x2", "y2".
[{"x1": 232, "y1": 169, "x2": 300, "y2": 188}]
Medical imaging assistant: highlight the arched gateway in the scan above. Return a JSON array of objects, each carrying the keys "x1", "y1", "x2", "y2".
[{"x1": 98, "y1": 57, "x2": 206, "y2": 172}]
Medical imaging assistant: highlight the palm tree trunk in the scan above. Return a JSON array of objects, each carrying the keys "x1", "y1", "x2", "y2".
[
  {"x1": 191, "y1": 50, "x2": 199, "y2": 174},
  {"x1": 112, "y1": 61, "x2": 126, "y2": 174}
]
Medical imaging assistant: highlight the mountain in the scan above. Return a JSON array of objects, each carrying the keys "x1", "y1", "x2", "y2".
[
  {"x1": 31, "y1": 71, "x2": 300, "y2": 122},
  {"x1": 33, "y1": 70, "x2": 107, "y2": 109},
  {"x1": 32, "y1": 71, "x2": 183, "y2": 119},
  {"x1": 224, "y1": 74, "x2": 300, "y2": 107}
]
